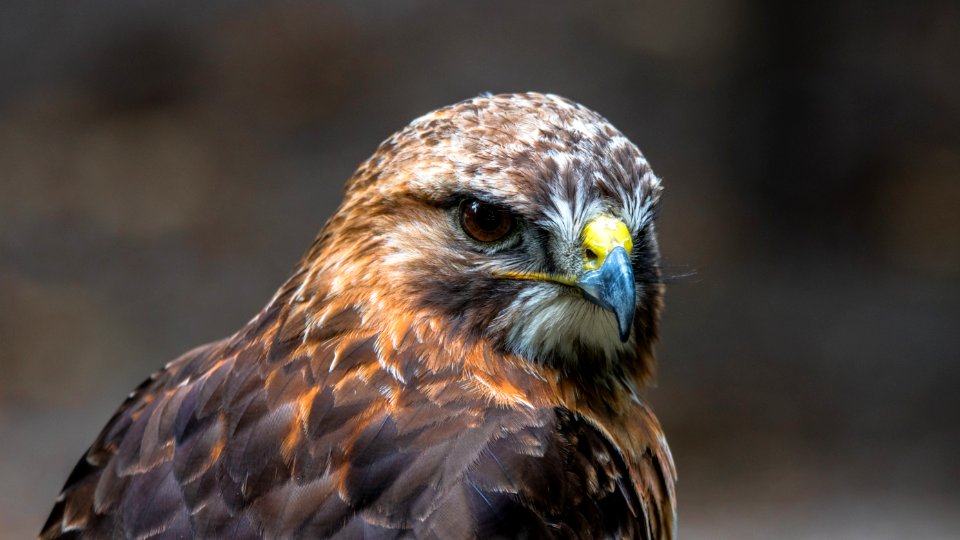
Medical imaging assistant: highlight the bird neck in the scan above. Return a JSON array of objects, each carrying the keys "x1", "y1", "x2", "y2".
[{"x1": 256, "y1": 265, "x2": 648, "y2": 426}]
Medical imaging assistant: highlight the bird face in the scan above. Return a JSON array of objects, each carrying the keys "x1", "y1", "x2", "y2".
[{"x1": 312, "y1": 93, "x2": 663, "y2": 382}]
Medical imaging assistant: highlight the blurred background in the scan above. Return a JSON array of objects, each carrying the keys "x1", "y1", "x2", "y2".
[{"x1": 1, "y1": 1, "x2": 958, "y2": 538}]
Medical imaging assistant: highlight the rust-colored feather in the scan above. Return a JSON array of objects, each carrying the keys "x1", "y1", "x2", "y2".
[{"x1": 41, "y1": 93, "x2": 676, "y2": 539}]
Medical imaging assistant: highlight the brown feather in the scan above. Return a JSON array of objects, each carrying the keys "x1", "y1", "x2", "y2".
[{"x1": 41, "y1": 93, "x2": 676, "y2": 539}]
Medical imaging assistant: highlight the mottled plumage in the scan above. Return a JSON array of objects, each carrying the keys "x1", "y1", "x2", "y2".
[{"x1": 42, "y1": 93, "x2": 676, "y2": 539}]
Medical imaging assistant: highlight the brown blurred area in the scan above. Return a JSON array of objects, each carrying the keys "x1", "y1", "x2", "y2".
[{"x1": 1, "y1": 1, "x2": 958, "y2": 538}]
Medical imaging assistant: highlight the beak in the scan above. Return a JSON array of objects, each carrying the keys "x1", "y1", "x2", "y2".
[{"x1": 575, "y1": 216, "x2": 636, "y2": 342}]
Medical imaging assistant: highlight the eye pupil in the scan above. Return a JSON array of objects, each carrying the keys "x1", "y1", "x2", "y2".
[
  {"x1": 460, "y1": 200, "x2": 515, "y2": 243},
  {"x1": 474, "y1": 203, "x2": 499, "y2": 230}
]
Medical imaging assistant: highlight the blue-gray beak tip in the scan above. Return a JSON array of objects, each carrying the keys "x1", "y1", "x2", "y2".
[{"x1": 575, "y1": 246, "x2": 636, "y2": 342}]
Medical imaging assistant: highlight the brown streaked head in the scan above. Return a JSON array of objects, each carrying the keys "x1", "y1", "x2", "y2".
[{"x1": 301, "y1": 92, "x2": 664, "y2": 388}]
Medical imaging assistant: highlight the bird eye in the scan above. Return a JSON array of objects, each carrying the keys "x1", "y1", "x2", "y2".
[{"x1": 459, "y1": 199, "x2": 515, "y2": 243}]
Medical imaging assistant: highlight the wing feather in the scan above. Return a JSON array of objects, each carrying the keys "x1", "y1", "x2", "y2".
[{"x1": 41, "y1": 301, "x2": 674, "y2": 539}]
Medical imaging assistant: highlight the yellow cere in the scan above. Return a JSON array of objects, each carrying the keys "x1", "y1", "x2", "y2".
[{"x1": 581, "y1": 215, "x2": 633, "y2": 271}]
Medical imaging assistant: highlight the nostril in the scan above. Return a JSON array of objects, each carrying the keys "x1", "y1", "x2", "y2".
[{"x1": 585, "y1": 248, "x2": 599, "y2": 267}]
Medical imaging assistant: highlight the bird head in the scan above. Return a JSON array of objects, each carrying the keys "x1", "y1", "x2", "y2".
[{"x1": 300, "y1": 93, "x2": 663, "y2": 388}]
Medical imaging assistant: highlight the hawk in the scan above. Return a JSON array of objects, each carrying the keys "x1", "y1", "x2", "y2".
[{"x1": 41, "y1": 93, "x2": 676, "y2": 539}]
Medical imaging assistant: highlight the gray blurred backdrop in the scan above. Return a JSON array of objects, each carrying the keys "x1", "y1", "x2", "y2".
[{"x1": 1, "y1": 1, "x2": 958, "y2": 538}]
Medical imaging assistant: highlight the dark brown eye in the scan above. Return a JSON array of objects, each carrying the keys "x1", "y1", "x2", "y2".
[{"x1": 459, "y1": 199, "x2": 515, "y2": 243}]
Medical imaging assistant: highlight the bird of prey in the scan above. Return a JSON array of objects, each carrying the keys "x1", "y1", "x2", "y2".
[{"x1": 41, "y1": 93, "x2": 676, "y2": 539}]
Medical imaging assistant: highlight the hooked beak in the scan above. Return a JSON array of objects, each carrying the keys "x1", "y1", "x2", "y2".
[
  {"x1": 495, "y1": 215, "x2": 637, "y2": 342},
  {"x1": 576, "y1": 246, "x2": 635, "y2": 342},
  {"x1": 575, "y1": 216, "x2": 636, "y2": 342}
]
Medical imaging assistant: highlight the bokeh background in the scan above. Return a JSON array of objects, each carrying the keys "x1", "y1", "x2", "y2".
[{"x1": 2, "y1": 1, "x2": 958, "y2": 538}]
